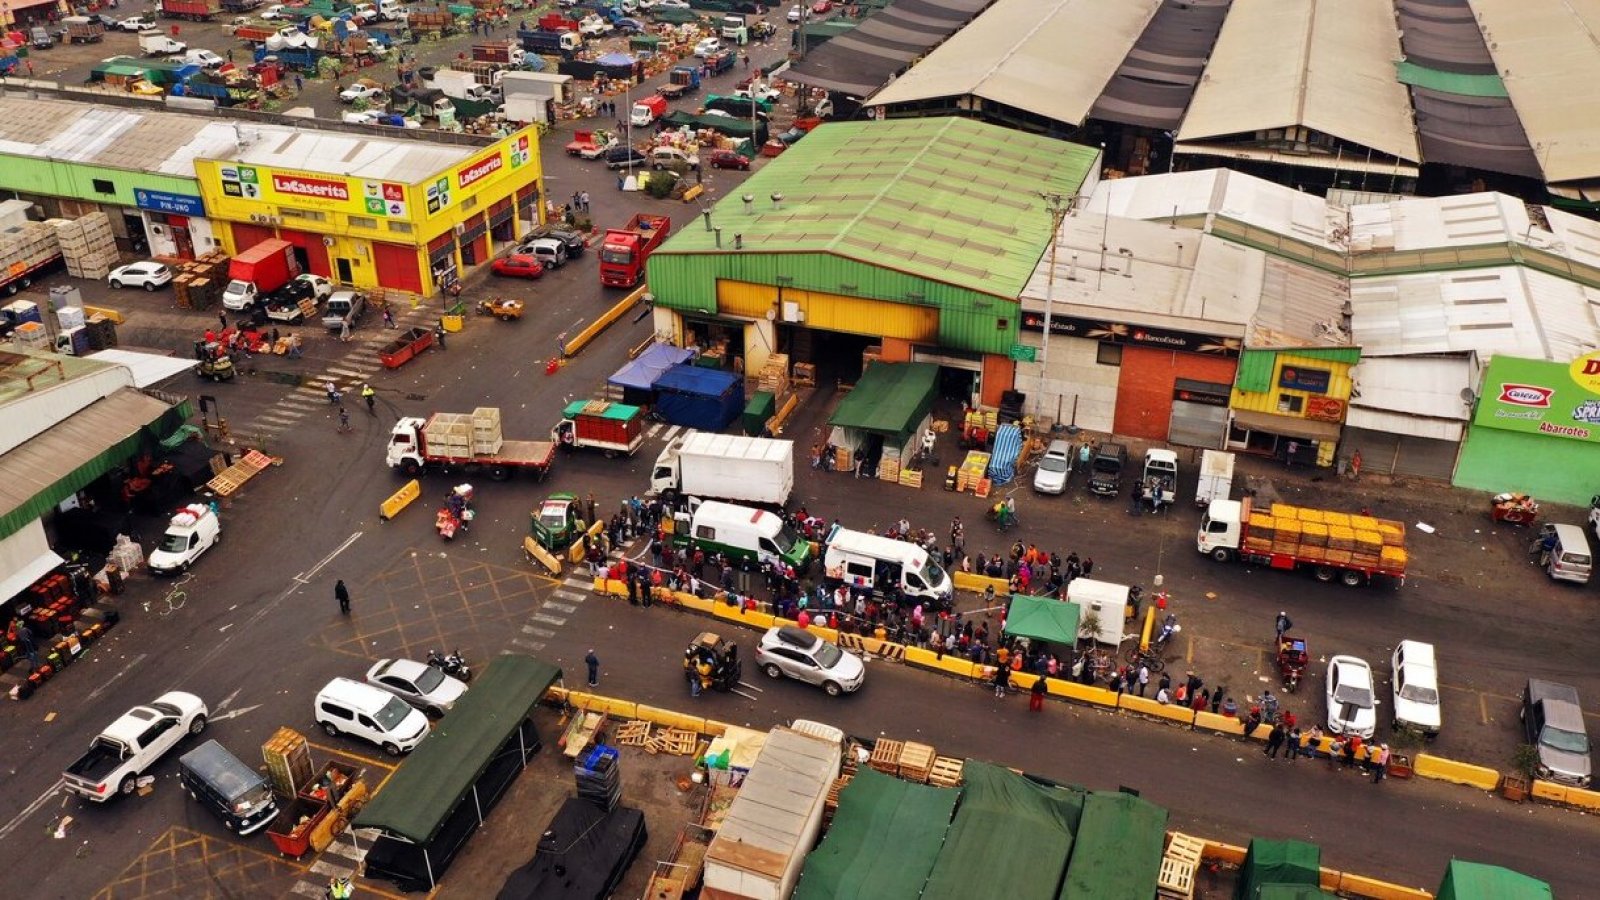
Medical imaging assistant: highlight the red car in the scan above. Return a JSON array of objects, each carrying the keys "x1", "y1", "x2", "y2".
[
  {"x1": 491, "y1": 255, "x2": 545, "y2": 279},
  {"x1": 811, "y1": 0, "x2": 832, "y2": 12},
  {"x1": 706, "y1": 149, "x2": 751, "y2": 170}
]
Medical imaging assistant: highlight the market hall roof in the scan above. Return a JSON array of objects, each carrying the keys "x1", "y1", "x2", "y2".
[
  {"x1": 784, "y1": 0, "x2": 989, "y2": 97},
  {"x1": 0, "y1": 96, "x2": 482, "y2": 183},
  {"x1": 655, "y1": 118, "x2": 1099, "y2": 301},
  {"x1": 864, "y1": 0, "x2": 1163, "y2": 128},
  {"x1": 1172, "y1": 0, "x2": 1421, "y2": 173}
]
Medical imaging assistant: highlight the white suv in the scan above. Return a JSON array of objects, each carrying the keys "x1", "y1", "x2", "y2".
[
  {"x1": 755, "y1": 626, "x2": 865, "y2": 696},
  {"x1": 1391, "y1": 640, "x2": 1441, "y2": 738}
]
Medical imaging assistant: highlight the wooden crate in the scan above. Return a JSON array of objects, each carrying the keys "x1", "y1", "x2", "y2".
[
  {"x1": 898, "y1": 742, "x2": 935, "y2": 783},
  {"x1": 1157, "y1": 856, "x2": 1196, "y2": 899},
  {"x1": 262, "y1": 726, "x2": 314, "y2": 798},
  {"x1": 825, "y1": 773, "x2": 852, "y2": 810},
  {"x1": 1165, "y1": 833, "x2": 1205, "y2": 865},
  {"x1": 927, "y1": 756, "x2": 964, "y2": 788},
  {"x1": 868, "y1": 739, "x2": 904, "y2": 775},
  {"x1": 792, "y1": 363, "x2": 816, "y2": 387}
]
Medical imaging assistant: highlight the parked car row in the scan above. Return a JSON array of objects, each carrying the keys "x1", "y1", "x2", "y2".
[{"x1": 491, "y1": 227, "x2": 587, "y2": 280}]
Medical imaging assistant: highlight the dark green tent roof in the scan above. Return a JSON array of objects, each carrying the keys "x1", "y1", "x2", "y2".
[
  {"x1": 354, "y1": 655, "x2": 560, "y2": 844},
  {"x1": 828, "y1": 362, "x2": 938, "y2": 441},
  {"x1": 1060, "y1": 791, "x2": 1168, "y2": 900},
  {"x1": 1235, "y1": 839, "x2": 1322, "y2": 900},
  {"x1": 921, "y1": 761, "x2": 1085, "y2": 900},
  {"x1": 1436, "y1": 860, "x2": 1553, "y2": 900},
  {"x1": 793, "y1": 766, "x2": 957, "y2": 900},
  {"x1": 1005, "y1": 596, "x2": 1081, "y2": 646}
]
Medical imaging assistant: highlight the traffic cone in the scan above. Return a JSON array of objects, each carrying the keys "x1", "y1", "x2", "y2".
[{"x1": 546, "y1": 357, "x2": 559, "y2": 375}]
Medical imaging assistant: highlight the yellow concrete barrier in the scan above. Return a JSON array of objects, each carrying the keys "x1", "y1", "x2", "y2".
[
  {"x1": 1194, "y1": 711, "x2": 1245, "y2": 736},
  {"x1": 1200, "y1": 840, "x2": 1248, "y2": 865},
  {"x1": 678, "y1": 594, "x2": 715, "y2": 613},
  {"x1": 524, "y1": 537, "x2": 561, "y2": 575},
  {"x1": 563, "y1": 285, "x2": 648, "y2": 358},
  {"x1": 378, "y1": 478, "x2": 421, "y2": 521},
  {"x1": 1530, "y1": 780, "x2": 1568, "y2": 804},
  {"x1": 1118, "y1": 694, "x2": 1196, "y2": 725},
  {"x1": 593, "y1": 697, "x2": 637, "y2": 719},
  {"x1": 1561, "y1": 785, "x2": 1600, "y2": 811},
  {"x1": 1050, "y1": 680, "x2": 1118, "y2": 708},
  {"x1": 81, "y1": 305, "x2": 125, "y2": 324},
  {"x1": 1413, "y1": 754, "x2": 1501, "y2": 790},
  {"x1": 636, "y1": 705, "x2": 706, "y2": 735},
  {"x1": 953, "y1": 572, "x2": 1009, "y2": 597},
  {"x1": 920, "y1": 654, "x2": 981, "y2": 679},
  {"x1": 1334, "y1": 872, "x2": 1434, "y2": 900}
]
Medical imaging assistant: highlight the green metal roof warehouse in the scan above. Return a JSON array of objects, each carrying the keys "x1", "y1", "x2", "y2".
[{"x1": 645, "y1": 118, "x2": 1098, "y2": 374}]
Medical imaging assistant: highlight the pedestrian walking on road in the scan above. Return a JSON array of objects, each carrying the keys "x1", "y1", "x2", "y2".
[
  {"x1": 337, "y1": 406, "x2": 351, "y2": 433},
  {"x1": 1275, "y1": 610, "x2": 1293, "y2": 639},
  {"x1": 218, "y1": 311, "x2": 228, "y2": 330},
  {"x1": 1287, "y1": 726, "x2": 1302, "y2": 762},
  {"x1": 382, "y1": 307, "x2": 396, "y2": 329},
  {"x1": 1136, "y1": 663, "x2": 1150, "y2": 696},
  {"x1": 339, "y1": 319, "x2": 351, "y2": 343},
  {"x1": 326, "y1": 380, "x2": 341, "y2": 404},
  {"x1": 992, "y1": 663, "x2": 1010, "y2": 697},
  {"x1": 1029, "y1": 676, "x2": 1046, "y2": 712},
  {"x1": 1264, "y1": 722, "x2": 1286, "y2": 758},
  {"x1": 13, "y1": 620, "x2": 40, "y2": 669},
  {"x1": 586, "y1": 492, "x2": 598, "y2": 526},
  {"x1": 435, "y1": 322, "x2": 447, "y2": 350},
  {"x1": 335, "y1": 580, "x2": 350, "y2": 615},
  {"x1": 294, "y1": 73, "x2": 303, "y2": 92},
  {"x1": 1371, "y1": 744, "x2": 1389, "y2": 783},
  {"x1": 585, "y1": 649, "x2": 600, "y2": 686},
  {"x1": 362, "y1": 383, "x2": 376, "y2": 415}
]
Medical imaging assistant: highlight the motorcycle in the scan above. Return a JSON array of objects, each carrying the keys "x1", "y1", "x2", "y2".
[
  {"x1": 1153, "y1": 613, "x2": 1180, "y2": 650},
  {"x1": 428, "y1": 648, "x2": 473, "y2": 682},
  {"x1": 1277, "y1": 635, "x2": 1308, "y2": 692}
]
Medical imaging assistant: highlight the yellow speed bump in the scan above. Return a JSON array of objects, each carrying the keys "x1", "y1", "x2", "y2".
[{"x1": 379, "y1": 479, "x2": 421, "y2": 521}]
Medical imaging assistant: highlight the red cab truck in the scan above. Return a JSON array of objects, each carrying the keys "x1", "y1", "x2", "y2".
[
  {"x1": 552, "y1": 400, "x2": 646, "y2": 457},
  {"x1": 599, "y1": 214, "x2": 671, "y2": 288},
  {"x1": 222, "y1": 238, "x2": 300, "y2": 311}
]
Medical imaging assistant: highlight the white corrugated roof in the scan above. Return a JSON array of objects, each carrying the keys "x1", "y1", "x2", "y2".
[
  {"x1": 1178, "y1": 0, "x2": 1418, "y2": 164},
  {"x1": 1021, "y1": 213, "x2": 1258, "y2": 335},
  {"x1": 865, "y1": 0, "x2": 1161, "y2": 126},
  {"x1": 1348, "y1": 356, "x2": 1474, "y2": 422},
  {"x1": 1474, "y1": 0, "x2": 1600, "y2": 186},
  {"x1": 1345, "y1": 404, "x2": 1465, "y2": 441},
  {"x1": 0, "y1": 97, "x2": 478, "y2": 183},
  {"x1": 1089, "y1": 170, "x2": 1343, "y2": 251},
  {"x1": 1347, "y1": 193, "x2": 1530, "y2": 253},
  {"x1": 1350, "y1": 266, "x2": 1600, "y2": 361}
]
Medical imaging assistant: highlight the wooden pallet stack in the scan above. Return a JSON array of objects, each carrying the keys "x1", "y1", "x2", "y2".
[
  {"x1": 1156, "y1": 832, "x2": 1205, "y2": 899},
  {"x1": 897, "y1": 742, "x2": 935, "y2": 783},
  {"x1": 262, "y1": 726, "x2": 315, "y2": 798},
  {"x1": 757, "y1": 353, "x2": 789, "y2": 395},
  {"x1": 52, "y1": 214, "x2": 118, "y2": 281},
  {"x1": 868, "y1": 738, "x2": 903, "y2": 775},
  {"x1": 878, "y1": 457, "x2": 900, "y2": 483},
  {"x1": 172, "y1": 253, "x2": 229, "y2": 311},
  {"x1": 927, "y1": 756, "x2": 964, "y2": 788},
  {"x1": 792, "y1": 362, "x2": 816, "y2": 387}
]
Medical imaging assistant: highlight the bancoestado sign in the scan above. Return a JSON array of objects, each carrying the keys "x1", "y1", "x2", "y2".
[{"x1": 1474, "y1": 352, "x2": 1600, "y2": 443}]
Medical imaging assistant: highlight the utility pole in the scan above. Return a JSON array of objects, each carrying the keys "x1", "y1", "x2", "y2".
[{"x1": 1036, "y1": 191, "x2": 1072, "y2": 421}]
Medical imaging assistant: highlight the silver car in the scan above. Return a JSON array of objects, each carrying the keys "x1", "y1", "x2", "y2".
[
  {"x1": 1033, "y1": 439, "x2": 1072, "y2": 494},
  {"x1": 365, "y1": 658, "x2": 467, "y2": 718},
  {"x1": 755, "y1": 626, "x2": 865, "y2": 696}
]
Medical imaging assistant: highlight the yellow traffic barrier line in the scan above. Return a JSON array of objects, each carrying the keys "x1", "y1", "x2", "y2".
[
  {"x1": 562, "y1": 285, "x2": 648, "y2": 358},
  {"x1": 305, "y1": 740, "x2": 399, "y2": 772}
]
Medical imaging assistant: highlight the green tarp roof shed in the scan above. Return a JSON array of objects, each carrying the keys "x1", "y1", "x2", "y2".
[
  {"x1": 1059, "y1": 790, "x2": 1168, "y2": 900},
  {"x1": 921, "y1": 761, "x2": 1085, "y2": 900},
  {"x1": 561, "y1": 400, "x2": 640, "y2": 421},
  {"x1": 355, "y1": 655, "x2": 561, "y2": 844},
  {"x1": 1005, "y1": 596, "x2": 1081, "y2": 647},
  {"x1": 793, "y1": 766, "x2": 957, "y2": 900},
  {"x1": 828, "y1": 362, "x2": 938, "y2": 442},
  {"x1": 1436, "y1": 860, "x2": 1553, "y2": 900},
  {"x1": 1235, "y1": 839, "x2": 1322, "y2": 900}
]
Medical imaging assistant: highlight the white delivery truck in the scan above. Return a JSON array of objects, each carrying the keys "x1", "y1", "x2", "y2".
[
  {"x1": 1195, "y1": 449, "x2": 1235, "y2": 507},
  {"x1": 651, "y1": 432, "x2": 794, "y2": 508},
  {"x1": 703, "y1": 726, "x2": 841, "y2": 900},
  {"x1": 822, "y1": 525, "x2": 953, "y2": 609},
  {"x1": 1065, "y1": 577, "x2": 1130, "y2": 645}
]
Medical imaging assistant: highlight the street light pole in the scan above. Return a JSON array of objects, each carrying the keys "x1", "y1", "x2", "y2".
[{"x1": 1037, "y1": 191, "x2": 1071, "y2": 422}]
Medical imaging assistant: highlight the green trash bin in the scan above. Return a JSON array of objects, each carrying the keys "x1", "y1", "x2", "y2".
[{"x1": 743, "y1": 391, "x2": 775, "y2": 436}]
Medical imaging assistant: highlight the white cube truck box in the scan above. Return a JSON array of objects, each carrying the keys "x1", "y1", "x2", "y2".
[
  {"x1": 651, "y1": 432, "x2": 794, "y2": 507},
  {"x1": 702, "y1": 726, "x2": 841, "y2": 900},
  {"x1": 147, "y1": 504, "x2": 221, "y2": 575}
]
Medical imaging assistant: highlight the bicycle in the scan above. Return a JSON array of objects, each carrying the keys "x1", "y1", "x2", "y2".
[
  {"x1": 144, "y1": 574, "x2": 191, "y2": 617},
  {"x1": 1124, "y1": 645, "x2": 1165, "y2": 673}
]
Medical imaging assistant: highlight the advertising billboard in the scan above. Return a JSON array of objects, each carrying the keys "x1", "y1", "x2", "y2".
[{"x1": 1474, "y1": 353, "x2": 1600, "y2": 444}]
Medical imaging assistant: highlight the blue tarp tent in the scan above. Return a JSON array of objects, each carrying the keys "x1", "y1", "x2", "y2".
[
  {"x1": 988, "y1": 424, "x2": 1023, "y2": 485},
  {"x1": 608, "y1": 343, "x2": 693, "y2": 405},
  {"x1": 654, "y1": 364, "x2": 743, "y2": 431}
]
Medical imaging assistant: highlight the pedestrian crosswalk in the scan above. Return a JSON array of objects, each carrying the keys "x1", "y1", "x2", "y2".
[
  {"x1": 289, "y1": 827, "x2": 380, "y2": 897},
  {"x1": 507, "y1": 547, "x2": 628, "y2": 654}
]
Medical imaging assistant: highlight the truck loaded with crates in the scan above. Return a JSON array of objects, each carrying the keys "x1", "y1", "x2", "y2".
[
  {"x1": 0, "y1": 221, "x2": 63, "y2": 296},
  {"x1": 552, "y1": 400, "x2": 647, "y2": 457},
  {"x1": 598, "y1": 213, "x2": 670, "y2": 288},
  {"x1": 1198, "y1": 496, "x2": 1408, "y2": 587},
  {"x1": 160, "y1": 0, "x2": 221, "y2": 20},
  {"x1": 387, "y1": 409, "x2": 556, "y2": 480}
]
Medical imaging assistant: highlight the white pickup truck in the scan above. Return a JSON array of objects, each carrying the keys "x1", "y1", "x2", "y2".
[{"x1": 63, "y1": 691, "x2": 209, "y2": 801}]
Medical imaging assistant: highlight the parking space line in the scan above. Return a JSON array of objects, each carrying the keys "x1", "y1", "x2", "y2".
[
  {"x1": 303, "y1": 741, "x2": 397, "y2": 771},
  {"x1": 1480, "y1": 691, "x2": 1491, "y2": 725}
]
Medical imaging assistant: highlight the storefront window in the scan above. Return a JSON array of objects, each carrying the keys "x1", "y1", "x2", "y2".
[
  {"x1": 1097, "y1": 343, "x2": 1122, "y2": 366},
  {"x1": 387, "y1": 221, "x2": 413, "y2": 234},
  {"x1": 349, "y1": 216, "x2": 377, "y2": 230},
  {"x1": 1276, "y1": 394, "x2": 1304, "y2": 414}
]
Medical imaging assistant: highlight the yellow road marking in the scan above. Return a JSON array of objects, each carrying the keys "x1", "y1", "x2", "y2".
[{"x1": 305, "y1": 740, "x2": 397, "y2": 771}]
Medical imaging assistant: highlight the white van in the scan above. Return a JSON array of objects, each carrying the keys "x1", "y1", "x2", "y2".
[
  {"x1": 314, "y1": 677, "x2": 430, "y2": 756},
  {"x1": 147, "y1": 504, "x2": 221, "y2": 575},
  {"x1": 823, "y1": 526, "x2": 952, "y2": 608},
  {"x1": 1543, "y1": 523, "x2": 1592, "y2": 585},
  {"x1": 1391, "y1": 639, "x2": 1441, "y2": 738},
  {"x1": 673, "y1": 500, "x2": 811, "y2": 572}
]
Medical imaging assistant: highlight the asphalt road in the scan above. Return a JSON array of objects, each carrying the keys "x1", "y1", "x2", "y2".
[{"x1": 2, "y1": 7, "x2": 1598, "y2": 897}]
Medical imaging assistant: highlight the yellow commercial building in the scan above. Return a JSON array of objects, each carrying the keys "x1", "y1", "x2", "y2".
[{"x1": 195, "y1": 127, "x2": 544, "y2": 296}]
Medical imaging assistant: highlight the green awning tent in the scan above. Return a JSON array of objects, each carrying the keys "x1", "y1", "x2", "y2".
[
  {"x1": 828, "y1": 362, "x2": 939, "y2": 444},
  {"x1": 1059, "y1": 790, "x2": 1168, "y2": 900},
  {"x1": 793, "y1": 767, "x2": 958, "y2": 900},
  {"x1": 1436, "y1": 860, "x2": 1553, "y2": 900},
  {"x1": 1004, "y1": 596, "x2": 1081, "y2": 646},
  {"x1": 920, "y1": 761, "x2": 1085, "y2": 900},
  {"x1": 356, "y1": 655, "x2": 561, "y2": 891},
  {"x1": 1235, "y1": 839, "x2": 1322, "y2": 900}
]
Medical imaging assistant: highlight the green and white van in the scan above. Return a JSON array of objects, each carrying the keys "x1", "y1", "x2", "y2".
[{"x1": 673, "y1": 500, "x2": 810, "y2": 571}]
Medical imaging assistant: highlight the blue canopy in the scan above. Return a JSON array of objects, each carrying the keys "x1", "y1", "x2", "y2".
[
  {"x1": 654, "y1": 363, "x2": 743, "y2": 431},
  {"x1": 596, "y1": 52, "x2": 636, "y2": 66},
  {"x1": 988, "y1": 423, "x2": 1022, "y2": 485},
  {"x1": 608, "y1": 342, "x2": 693, "y2": 391}
]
